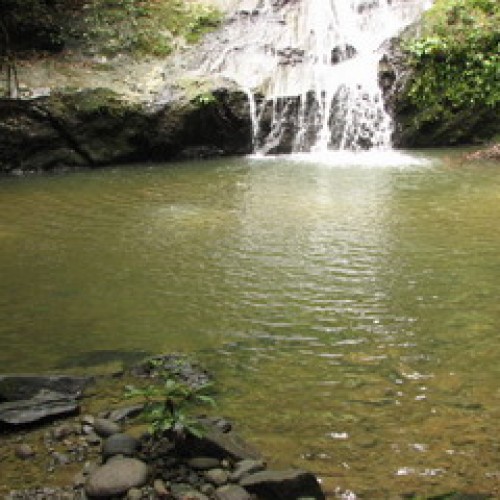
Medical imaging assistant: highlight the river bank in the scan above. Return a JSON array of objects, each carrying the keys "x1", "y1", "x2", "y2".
[{"x1": 0, "y1": 354, "x2": 325, "y2": 500}]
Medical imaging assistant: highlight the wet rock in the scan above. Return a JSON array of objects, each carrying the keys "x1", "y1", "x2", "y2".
[
  {"x1": 0, "y1": 389, "x2": 79, "y2": 426},
  {"x1": 84, "y1": 457, "x2": 148, "y2": 497},
  {"x1": 215, "y1": 484, "x2": 252, "y2": 500},
  {"x1": 93, "y1": 417, "x2": 121, "y2": 438},
  {"x1": 102, "y1": 433, "x2": 139, "y2": 459},
  {"x1": 239, "y1": 469, "x2": 325, "y2": 499},
  {"x1": 15, "y1": 444, "x2": 36, "y2": 459},
  {"x1": 230, "y1": 459, "x2": 266, "y2": 482},
  {"x1": 183, "y1": 425, "x2": 262, "y2": 462}
]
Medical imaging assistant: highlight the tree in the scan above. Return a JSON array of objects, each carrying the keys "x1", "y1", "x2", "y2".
[{"x1": 0, "y1": 19, "x2": 19, "y2": 98}]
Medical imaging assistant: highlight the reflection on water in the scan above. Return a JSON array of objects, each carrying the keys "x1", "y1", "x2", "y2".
[{"x1": 0, "y1": 151, "x2": 499, "y2": 497}]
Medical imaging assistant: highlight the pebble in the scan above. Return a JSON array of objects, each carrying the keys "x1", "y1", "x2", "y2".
[
  {"x1": 52, "y1": 424, "x2": 74, "y2": 441},
  {"x1": 127, "y1": 488, "x2": 143, "y2": 500},
  {"x1": 102, "y1": 433, "x2": 139, "y2": 459},
  {"x1": 153, "y1": 478, "x2": 170, "y2": 497},
  {"x1": 15, "y1": 444, "x2": 35, "y2": 460}
]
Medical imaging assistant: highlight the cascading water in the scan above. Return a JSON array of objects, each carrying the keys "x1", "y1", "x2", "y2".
[{"x1": 197, "y1": 0, "x2": 431, "y2": 154}]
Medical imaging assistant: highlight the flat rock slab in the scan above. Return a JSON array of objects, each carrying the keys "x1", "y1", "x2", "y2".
[
  {"x1": 0, "y1": 374, "x2": 92, "y2": 401},
  {"x1": 0, "y1": 389, "x2": 79, "y2": 426},
  {"x1": 185, "y1": 426, "x2": 262, "y2": 462},
  {"x1": 85, "y1": 457, "x2": 148, "y2": 497},
  {"x1": 240, "y1": 469, "x2": 325, "y2": 500}
]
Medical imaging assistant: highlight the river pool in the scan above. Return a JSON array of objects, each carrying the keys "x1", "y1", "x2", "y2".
[{"x1": 1, "y1": 150, "x2": 499, "y2": 497}]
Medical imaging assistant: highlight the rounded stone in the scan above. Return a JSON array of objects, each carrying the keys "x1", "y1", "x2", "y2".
[
  {"x1": 102, "y1": 433, "x2": 139, "y2": 459},
  {"x1": 93, "y1": 417, "x2": 121, "y2": 438},
  {"x1": 84, "y1": 457, "x2": 148, "y2": 497},
  {"x1": 204, "y1": 468, "x2": 229, "y2": 486},
  {"x1": 15, "y1": 443, "x2": 35, "y2": 459},
  {"x1": 127, "y1": 487, "x2": 143, "y2": 500}
]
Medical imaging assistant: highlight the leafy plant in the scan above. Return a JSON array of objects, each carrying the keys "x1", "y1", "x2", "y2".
[
  {"x1": 404, "y1": 0, "x2": 499, "y2": 114},
  {"x1": 125, "y1": 377, "x2": 215, "y2": 441}
]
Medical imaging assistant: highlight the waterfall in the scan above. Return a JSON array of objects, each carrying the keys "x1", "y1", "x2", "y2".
[{"x1": 198, "y1": 0, "x2": 431, "y2": 154}]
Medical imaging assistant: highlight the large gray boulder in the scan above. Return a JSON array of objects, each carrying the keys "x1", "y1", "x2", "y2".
[{"x1": 240, "y1": 469, "x2": 325, "y2": 500}]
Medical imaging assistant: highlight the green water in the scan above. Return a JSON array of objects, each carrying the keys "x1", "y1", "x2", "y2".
[{"x1": 1, "y1": 151, "x2": 499, "y2": 497}]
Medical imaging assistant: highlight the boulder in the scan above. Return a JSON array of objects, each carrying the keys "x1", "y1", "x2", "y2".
[
  {"x1": 239, "y1": 469, "x2": 325, "y2": 500},
  {"x1": 0, "y1": 374, "x2": 92, "y2": 401},
  {"x1": 84, "y1": 457, "x2": 148, "y2": 498}
]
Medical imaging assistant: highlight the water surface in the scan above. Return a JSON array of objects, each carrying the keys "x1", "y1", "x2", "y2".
[{"x1": 1, "y1": 151, "x2": 499, "y2": 497}]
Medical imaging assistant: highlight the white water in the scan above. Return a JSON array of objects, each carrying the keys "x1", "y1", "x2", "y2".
[{"x1": 198, "y1": 0, "x2": 431, "y2": 154}]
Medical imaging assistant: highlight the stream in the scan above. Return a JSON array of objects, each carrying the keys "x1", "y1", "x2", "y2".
[{"x1": 1, "y1": 150, "x2": 499, "y2": 496}]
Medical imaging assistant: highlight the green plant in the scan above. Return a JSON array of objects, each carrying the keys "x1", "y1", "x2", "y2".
[
  {"x1": 404, "y1": 0, "x2": 499, "y2": 115},
  {"x1": 125, "y1": 377, "x2": 215, "y2": 441}
]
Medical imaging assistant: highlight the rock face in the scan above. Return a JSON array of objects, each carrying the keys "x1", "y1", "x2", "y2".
[
  {"x1": 84, "y1": 457, "x2": 148, "y2": 498},
  {"x1": 0, "y1": 85, "x2": 252, "y2": 174},
  {"x1": 379, "y1": 34, "x2": 500, "y2": 147}
]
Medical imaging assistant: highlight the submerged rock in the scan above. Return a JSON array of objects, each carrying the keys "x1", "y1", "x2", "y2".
[
  {"x1": 0, "y1": 374, "x2": 92, "y2": 401},
  {"x1": 239, "y1": 469, "x2": 325, "y2": 499}
]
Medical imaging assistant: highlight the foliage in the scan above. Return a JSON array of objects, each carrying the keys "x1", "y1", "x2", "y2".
[
  {"x1": 193, "y1": 91, "x2": 217, "y2": 107},
  {"x1": 125, "y1": 376, "x2": 215, "y2": 440},
  {"x1": 79, "y1": 0, "x2": 222, "y2": 56},
  {"x1": 404, "y1": 0, "x2": 499, "y2": 117},
  {"x1": 1, "y1": 0, "x2": 222, "y2": 57}
]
